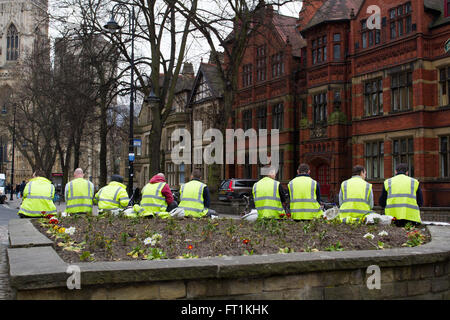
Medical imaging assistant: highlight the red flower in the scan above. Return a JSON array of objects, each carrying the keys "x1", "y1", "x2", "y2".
[
  {"x1": 280, "y1": 213, "x2": 285, "y2": 218},
  {"x1": 243, "y1": 239, "x2": 250, "y2": 245},
  {"x1": 49, "y1": 217, "x2": 59, "y2": 225},
  {"x1": 187, "y1": 244, "x2": 193, "y2": 250},
  {"x1": 286, "y1": 213, "x2": 291, "y2": 218}
]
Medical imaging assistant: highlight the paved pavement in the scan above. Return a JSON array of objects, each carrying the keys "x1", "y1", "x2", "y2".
[
  {"x1": 0, "y1": 196, "x2": 238, "y2": 300},
  {"x1": 0, "y1": 200, "x2": 19, "y2": 300}
]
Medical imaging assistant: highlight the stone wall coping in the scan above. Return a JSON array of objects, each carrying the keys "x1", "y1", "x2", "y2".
[
  {"x1": 8, "y1": 219, "x2": 54, "y2": 248},
  {"x1": 7, "y1": 219, "x2": 450, "y2": 290}
]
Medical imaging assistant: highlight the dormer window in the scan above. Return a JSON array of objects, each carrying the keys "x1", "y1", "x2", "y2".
[{"x1": 390, "y1": 2, "x2": 412, "y2": 40}]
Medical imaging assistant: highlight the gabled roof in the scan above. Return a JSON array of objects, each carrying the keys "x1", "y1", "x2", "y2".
[
  {"x1": 137, "y1": 72, "x2": 194, "y2": 120},
  {"x1": 424, "y1": 0, "x2": 450, "y2": 29},
  {"x1": 187, "y1": 62, "x2": 224, "y2": 107},
  {"x1": 302, "y1": 0, "x2": 449, "y2": 32},
  {"x1": 273, "y1": 13, "x2": 306, "y2": 56},
  {"x1": 225, "y1": 6, "x2": 305, "y2": 57},
  {"x1": 199, "y1": 63, "x2": 224, "y2": 98},
  {"x1": 302, "y1": 0, "x2": 364, "y2": 32}
]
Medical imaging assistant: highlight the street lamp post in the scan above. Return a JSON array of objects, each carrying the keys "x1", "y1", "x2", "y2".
[
  {"x1": 10, "y1": 104, "x2": 15, "y2": 201},
  {"x1": 104, "y1": 4, "x2": 136, "y2": 197}
]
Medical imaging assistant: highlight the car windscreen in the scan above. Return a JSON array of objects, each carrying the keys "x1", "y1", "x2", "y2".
[{"x1": 234, "y1": 180, "x2": 256, "y2": 187}]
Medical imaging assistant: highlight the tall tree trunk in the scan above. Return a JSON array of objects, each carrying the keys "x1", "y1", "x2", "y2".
[
  {"x1": 73, "y1": 128, "x2": 83, "y2": 170},
  {"x1": 149, "y1": 118, "x2": 162, "y2": 177},
  {"x1": 99, "y1": 105, "x2": 108, "y2": 188}
]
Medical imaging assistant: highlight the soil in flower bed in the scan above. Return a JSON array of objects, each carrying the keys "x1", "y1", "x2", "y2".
[{"x1": 32, "y1": 215, "x2": 431, "y2": 264}]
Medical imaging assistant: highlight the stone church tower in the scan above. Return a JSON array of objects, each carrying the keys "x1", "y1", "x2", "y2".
[
  {"x1": 0, "y1": 0, "x2": 48, "y2": 188},
  {"x1": 0, "y1": 0, "x2": 48, "y2": 81}
]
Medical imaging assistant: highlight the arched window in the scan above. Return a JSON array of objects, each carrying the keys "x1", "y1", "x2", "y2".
[{"x1": 7, "y1": 24, "x2": 19, "y2": 61}]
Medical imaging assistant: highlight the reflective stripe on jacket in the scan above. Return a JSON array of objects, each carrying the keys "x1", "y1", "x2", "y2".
[
  {"x1": 178, "y1": 180, "x2": 207, "y2": 218},
  {"x1": 94, "y1": 181, "x2": 129, "y2": 210},
  {"x1": 384, "y1": 174, "x2": 421, "y2": 223},
  {"x1": 18, "y1": 177, "x2": 57, "y2": 217},
  {"x1": 338, "y1": 176, "x2": 372, "y2": 222},
  {"x1": 288, "y1": 176, "x2": 322, "y2": 220},
  {"x1": 252, "y1": 177, "x2": 284, "y2": 219},
  {"x1": 140, "y1": 182, "x2": 168, "y2": 213},
  {"x1": 65, "y1": 178, "x2": 94, "y2": 213}
]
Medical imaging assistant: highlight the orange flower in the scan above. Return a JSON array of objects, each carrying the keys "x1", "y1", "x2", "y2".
[
  {"x1": 243, "y1": 239, "x2": 250, "y2": 245},
  {"x1": 187, "y1": 244, "x2": 193, "y2": 250}
]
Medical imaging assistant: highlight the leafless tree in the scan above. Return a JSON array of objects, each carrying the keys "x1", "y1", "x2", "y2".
[
  {"x1": 52, "y1": 0, "x2": 198, "y2": 179},
  {"x1": 5, "y1": 36, "x2": 59, "y2": 177}
]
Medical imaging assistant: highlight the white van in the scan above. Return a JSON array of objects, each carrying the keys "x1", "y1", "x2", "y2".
[{"x1": 0, "y1": 173, "x2": 6, "y2": 204}]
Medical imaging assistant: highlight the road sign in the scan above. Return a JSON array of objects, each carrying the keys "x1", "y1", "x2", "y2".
[
  {"x1": 445, "y1": 38, "x2": 450, "y2": 53},
  {"x1": 128, "y1": 153, "x2": 135, "y2": 162},
  {"x1": 133, "y1": 139, "x2": 141, "y2": 147}
]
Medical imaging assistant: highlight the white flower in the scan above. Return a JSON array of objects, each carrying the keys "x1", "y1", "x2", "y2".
[
  {"x1": 61, "y1": 212, "x2": 68, "y2": 217},
  {"x1": 65, "y1": 227, "x2": 76, "y2": 235},
  {"x1": 144, "y1": 237, "x2": 157, "y2": 246},
  {"x1": 378, "y1": 231, "x2": 388, "y2": 237},
  {"x1": 363, "y1": 233, "x2": 375, "y2": 240},
  {"x1": 152, "y1": 233, "x2": 162, "y2": 241}
]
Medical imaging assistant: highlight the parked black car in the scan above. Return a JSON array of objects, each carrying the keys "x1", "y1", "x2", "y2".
[{"x1": 218, "y1": 179, "x2": 258, "y2": 201}]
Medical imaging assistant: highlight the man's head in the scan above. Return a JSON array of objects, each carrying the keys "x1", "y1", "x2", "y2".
[
  {"x1": 265, "y1": 166, "x2": 277, "y2": 179},
  {"x1": 191, "y1": 169, "x2": 202, "y2": 180},
  {"x1": 33, "y1": 169, "x2": 45, "y2": 178},
  {"x1": 352, "y1": 165, "x2": 366, "y2": 179},
  {"x1": 110, "y1": 174, "x2": 124, "y2": 183},
  {"x1": 297, "y1": 163, "x2": 310, "y2": 175},
  {"x1": 395, "y1": 163, "x2": 409, "y2": 175},
  {"x1": 74, "y1": 168, "x2": 84, "y2": 178},
  {"x1": 156, "y1": 173, "x2": 165, "y2": 180}
]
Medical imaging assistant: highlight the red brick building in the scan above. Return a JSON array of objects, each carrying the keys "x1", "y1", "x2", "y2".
[
  {"x1": 226, "y1": 5, "x2": 306, "y2": 184},
  {"x1": 298, "y1": 0, "x2": 450, "y2": 206},
  {"x1": 227, "y1": 0, "x2": 450, "y2": 207}
]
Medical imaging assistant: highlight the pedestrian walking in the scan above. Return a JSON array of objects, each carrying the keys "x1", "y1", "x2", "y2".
[
  {"x1": 15, "y1": 184, "x2": 20, "y2": 199},
  {"x1": 19, "y1": 180, "x2": 26, "y2": 198}
]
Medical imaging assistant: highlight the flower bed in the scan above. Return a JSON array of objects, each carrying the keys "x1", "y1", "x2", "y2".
[{"x1": 30, "y1": 214, "x2": 431, "y2": 264}]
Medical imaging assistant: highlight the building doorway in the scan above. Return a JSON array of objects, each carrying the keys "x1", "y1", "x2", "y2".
[{"x1": 315, "y1": 164, "x2": 330, "y2": 201}]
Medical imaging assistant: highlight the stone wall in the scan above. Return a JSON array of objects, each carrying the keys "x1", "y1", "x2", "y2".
[{"x1": 7, "y1": 220, "x2": 450, "y2": 300}]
